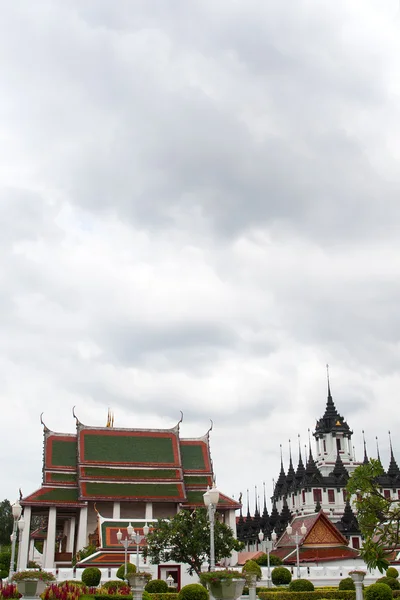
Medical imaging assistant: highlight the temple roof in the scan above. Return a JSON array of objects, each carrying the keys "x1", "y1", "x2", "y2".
[
  {"x1": 22, "y1": 419, "x2": 240, "y2": 510},
  {"x1": 314, "y1": 379, "x2": 352, "y2": 436}
]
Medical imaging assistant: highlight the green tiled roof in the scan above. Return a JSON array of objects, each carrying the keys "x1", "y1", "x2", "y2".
[
  {"x1": 181, "y1": 444, "x2": 207, "y2": 470},
  {"x1": 184, "y1": 475, "x2": 211, "y2": 486},
  {"x1": 81, "y1": 482, "x2": 184, "y2": 500},
  {"x1": 26, "y1": 487, "x2": 80, "y2": 504},
  {"x1": 82, "y1": 433, "x2": 176, "y2": 464},
  {"x1": 51, "y1": 440, "x2": 77, "y2": 468},
  {"x1": 47, "y1": 472, "x2": 77, "y2": 483},
  {"x1": 81, "y1": 467, "x2": 180, "y2": 480}
]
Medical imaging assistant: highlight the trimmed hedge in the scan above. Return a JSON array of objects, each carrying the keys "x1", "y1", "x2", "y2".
[
  {"x1": 271, "y1": 567, "x2": 292, "y2": 586},
  {"x1": 146, "y1": 580, "x2": 170, "y2": 594},
  {"x1": 259, "y1": 592, "x2": 356, "y2": 600},
  {"x1": 365, "y1": 584, "x2": 393, "y2": 600},
  {"x1": 178, "y1": 584, "x2": 208, "y2": 600},
  {"x1": 387, "y1": 569, "x2": 399, "y2": 580},
  {"x1": 243, "y1": 560, "x2": 262, "y2": 581},
  {"x1": 116, "y1": 563, "x2": 137, "y2": 580},
  {"x1": 377, "y1": 578, "x2": 400, "y2": 591},
  {"x1": 82, "y1": 567, "x2": 102, "y2": 587},
  {"x1": 289, "y1": 580, "x2": 314, "y2": 592}
]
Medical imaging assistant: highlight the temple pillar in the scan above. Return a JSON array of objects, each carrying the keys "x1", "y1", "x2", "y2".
[
  {"x1": 67, "y1": 517, "x2": 76, "y2": 554},
  {"x1": 77, "y1": 506, "x2": 88, "y2": 552},
  {"x1": 145, "y1": 503, "x2": 153, "y2": 521},
  {"x1": 17, "y1": 505, "x2": 31, "y2": 570},
  {"x1": 113, "y1": 502, "x2": 121, "y2": 519},
  {"x1": 44, "y1": 507, "x2": 57, "y2": 568},
  {"x1": 228, "y1": 510, "x2": 238, "y2": 566}
]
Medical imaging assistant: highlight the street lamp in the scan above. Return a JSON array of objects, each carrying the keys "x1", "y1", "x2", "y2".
[
  {"x1": 258, "y1": 529, "x2": 277, "y2": 588},
  {"x1": 117, "y1": 523, "x2": 149, "y2": 577},
  {"x1": 203, "y1": 483, "x2": 220, "y2": 572},
  {"x1": 8, "y1": 500, "x2": 23, "y2": 581},
  {"x1": 286, "y1": 522, "x2": 307, "y2": 579}
]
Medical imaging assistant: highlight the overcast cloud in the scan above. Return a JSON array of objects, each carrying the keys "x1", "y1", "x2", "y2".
[{"x1": 1, "y1": 0, "x2": 400, "y2": 510}]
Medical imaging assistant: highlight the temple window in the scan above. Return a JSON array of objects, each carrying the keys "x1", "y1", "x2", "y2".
[
  {"x1": 328, "y1": 489, "x2": 335, "y2": 503},
  {"x1": 313, "y1": 489, "x2": 322, "y2": 503}
]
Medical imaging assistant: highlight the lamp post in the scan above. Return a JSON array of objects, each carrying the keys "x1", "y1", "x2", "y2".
[
  {"x1": 8, "y1": 500, "x2": 23, "y2": 581},
  {"x1": 117, "y1": 523, "x2": 149, "y2": 577},
  {"x1": 203, "y1": 484, "x2": 220, "y2": 572},
  {"x1": 258, "y1": 529, "x2": 276, "y2": 588},
  {"x1": 286, "y1": 522, "x2": 307, "y2": 579}
]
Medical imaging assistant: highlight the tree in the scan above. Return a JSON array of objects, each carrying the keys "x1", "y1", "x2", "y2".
[
  {"x1": 0, "y1": 499, "x2": 13, "y2": 546},
  {"x1": 346, "y1": 459, "x2": 400, "y2": 572},
  {"x1": 143, "y1": 508, "x2": 244, "y2": 577}
]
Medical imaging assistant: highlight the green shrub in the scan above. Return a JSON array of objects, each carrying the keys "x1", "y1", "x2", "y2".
[
  {"x1": 0, "y1": 550, "x2": 11, "y2": 580},
  {"x1": 258, "y1": 592, "x2": 356, "y2": 600},
  {"x1": 256, "y1": 554, "x2": 283, "y2": 567},
  {"x1": 289, "y1": 580, "x2": 314, "y2": 592},
  {"x1": 377, "y1": 579, "x2": 400, "y2": 591},
  {"x1": 387, "y1": 569, "x2": 399, "y2": 580},
  {"x1": 143, "y1": 592, "x2": 152, "y2": 600},
  {"x1": 116, "y1": 563, "x2": 137, "y2": 580},
  {"x1": 271, "y1": 567, "x2": 292, "y2": 586},
  {"x1": 150, "y1": 595, "x2": 179, "y2": 600},
  {"x1": 339, "y1": 579, "x2": 356, "y2": 591},
  {"x1": 82, "y1": 567, "x2": 102, "y2": 587},
  {"x1": 178, "y1": 584, "x2": 208, "y2": 600},
  {"x1": 59, "y1": 581, "x2": 88, "y2": 588},
  {"x1": 365, "y1": 583, "x2": 393, "y2": 600},
  {"x1": 242, "y1": 560, "x2": 262, "y2": 581},
  {"x1": 145, "y1": 580, "x2": 169, "y2": 593}
]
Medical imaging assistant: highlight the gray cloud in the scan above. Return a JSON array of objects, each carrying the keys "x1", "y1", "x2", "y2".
[{"x1": 1, "y1": 0, "x2": 400, "y2": 504}]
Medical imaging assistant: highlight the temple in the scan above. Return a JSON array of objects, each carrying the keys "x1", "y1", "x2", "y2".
[
  {"x1": 18, "y1": 412, "x2": 240, "y2": 572},
  {"x1": 237, "y1": 373, "x2": 400, "y2": 554}
]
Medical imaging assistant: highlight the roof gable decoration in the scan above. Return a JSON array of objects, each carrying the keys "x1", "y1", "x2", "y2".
[{"x1": 276, "y1": 511, "x2": 349, "y2": 548}]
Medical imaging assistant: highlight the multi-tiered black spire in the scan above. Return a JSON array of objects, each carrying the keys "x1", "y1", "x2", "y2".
[
  {"x1": 387, "y1": 432, "x2": 400, "y2": 482},
  {"x1": 314, "y1": 366, "x2": 352, "y2": 436},
  {"x1": 331, "y1": 450, "x2": 349, "y2": 485},
  {"x1": 362, "y1": 430, "x2": 369, "y2": 465},
  {"x1": 274, "y1": 446, "x2": 287, "y2": 499}
]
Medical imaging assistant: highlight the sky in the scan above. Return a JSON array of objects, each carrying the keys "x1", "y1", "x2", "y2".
[{"x1": 1, "y1": 0, "x2": 400, "y2": 512}]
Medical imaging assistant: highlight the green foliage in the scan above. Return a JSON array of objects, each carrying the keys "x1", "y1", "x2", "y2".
[
  {"x1": 150, "y1": 595, "x2": 179, "y2": 600},
  {"x1": 256, "y1": 553, "x2": 283, "y2": 566},
  {"x1": 339, "y1": 579, "x2": 355, "y2": 591},
  {"x1": 0, "y1": 500, "x2": 13, "y2": 546},
  {"x1": 346, "y1": 459, "x2": 400, "y2": 572},
  {"x1": 387, "y1": 569, "x2": 399, "y2": 580},
  {"x1": 178, "y1": 584, "x2": 208, "y2": 600},
  {"x1": 200, "y1": 571, "x2": 246, "y2": 583},
  {"x1": 142, "y1": 592, "x2": 152, "y2": 600},
  {"x1": 258, "y1": 592, "x2": 356, "y2": 600},
  {"x1": 365, "y1": 584, "x2": 393, "y2": 600},
  {"x1": 12, "y1": 570, "x2": 56, "y2": 582},
  {"x1": 0, "y1": 548, "x2": 11, "y2": 580},
  {"x1": 242, "y1": 560, "x2": 262, "y2": 581},
  {"x1": 289, "y1": 580, "x2": 314, "y2": 591},
  {"x1": 116, "y1": 563, "x2": 137, "y2": 580},
  {"x1": 377, "y1": 579, "x2": 400, "y2": 591},
  {"x1": 144, "y1": 508, "x2": 243, "y2": 577},
  {"x1": 271, "y1": 567, "x2": 292, "y2": 586},
  {"x1": 145, "y1": 580, "x2": 169, "y2": 593},
  {"x1": 81, "y1": 567, "x2": 102, "y2": 587},
  {"x1": 93, "y1": 596, "x2": 132, "y2": 600}
]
